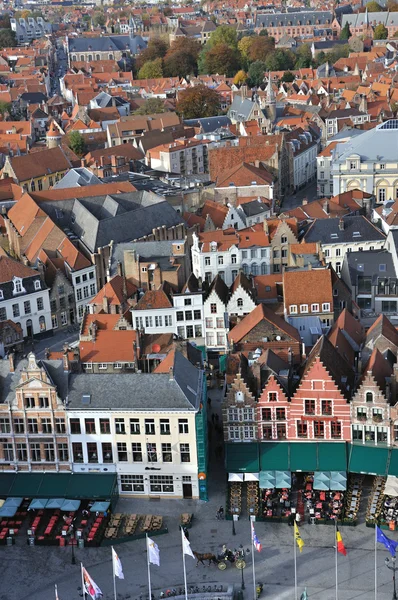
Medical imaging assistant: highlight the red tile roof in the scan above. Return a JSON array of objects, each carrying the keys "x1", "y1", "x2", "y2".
[
  {"x1": 228, "y1": 303, "x2": 300, "y2": 344},
  {"x1": 283, "y1": 268, "x2": 333, "y2": 309}
]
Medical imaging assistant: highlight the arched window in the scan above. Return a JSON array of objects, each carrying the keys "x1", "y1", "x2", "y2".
[
  {"x1": 80, "y1": 55, "x2": 84, "y2": 61},
  {"x1": 251, "y1": 263, "x2": 259, "y2": 276},
  {"x1": 237, "y1": 298, "x2": 243, "y2": 307},
  {"x1": 39, "y1": 316, "x2": 46, "y2": 332},
  {"x1": 109, "y1": 53, "x2": 114, "y2": 60},
  {"x1": 366, "y1": 392, "x2": 373, "y2": 403},
  {"x1": 242, "y1": 264, "x2": 249, "y2": 275},
  {"x1": 261, "y1": 262, "x2": 267, "y2": 275},
  {"x1": 88, "y1": 55, "x2": 92, "y2": 62},
  {"x1": 96, "y1": 54, "x2": 101, "y2": 61}
]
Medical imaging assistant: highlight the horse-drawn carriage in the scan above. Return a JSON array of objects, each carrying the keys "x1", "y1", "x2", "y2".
[{"x1": 193, "y1": 546, "x2": 246, "y2": 570}]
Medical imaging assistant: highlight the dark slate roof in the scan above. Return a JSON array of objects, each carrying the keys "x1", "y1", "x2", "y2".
[
  {"x1": 255, "y1": 10, "x2": 332, "y2": 28},
  {"x1": 92, "y1": 92, "x2": 128, "y2": 108},
  {"x1": 66, "y1": 351, "x2": 201, "y2": 411},
  {"x1": 304, "y1": 216, "x2": 385, "y2": 245},
  {"x1": 67, "y1": 34, "x2": 146, "y2": 55},
  {"x1": 240, "y1": 199, "x2": 269, "y2": 217},
  {"x1": 327, "y1": 108, "x2": 364, "y2": 119},
  {"x1": 205, "y1": 274, "x2": 229, "y2": 304},
  {"x1": 343, "y1": 249, "x2": 395, "y2": 286},
  {"x1": 20, "y1": 92, "x2": 48, "y2": 104},
  {"x1": 0, "y1": 356, "x2": 65, "y2": 405},
  {"x1": 184, "y1": 116, "x2": 231, "y2": 133}
]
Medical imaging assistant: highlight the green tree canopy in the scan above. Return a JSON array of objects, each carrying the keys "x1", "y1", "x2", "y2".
[
  {"x1": 247, "y1": 35, "x2": 275, "y2": 63},
  {"x1": 264, "y1": 49, "x2": 295, "y2": 72},
  {"x1": 0, "y1": 28, "x2": 15, "y2": 48},
  {"x1": 135, "y1": 37, "x2": 169, "y2": 70},
  {"x1": 137, "y1": 57, "x2": 164, "y2": 79},
  {"x1": 259, "y1": 29, "x2": 269, "y2": 36},
  {"x1": 92, "y1": 12, "x2": 105, "y2": 27},
  {"x1": 339, "y1": 22, "x2": 351, "y2": 40},
  {"x1": 163, "y1": 37, "x2": 201, "y2": 77},
  {"x1": 134, "y1": 98, "x2": 166, "y2": 115},
  {"x1": 374, "y1": 23, "x2": 388, "y2": 38},
  {"x1": 176, "y1": 85, "x2": 220, "y2": 119},
  {"x1": 247, "y1": 61, "x2": 266, "y2": 87},
  {"x1": 281, "y1": 71, "x2": 295, "y2": 82},
  {"x1": 294, "y1": 44, "x2": 313, "y2": 69},
  {"x1": 199, "y1": 42, "x2": 240, "y2": 77},
  {"x1": 68, "y1": 131, "x2": 86, "y2": 156},
  {"x1": 366, "y1": 0, "x2": 384, "y2": 10},
  {"x1": 207, "y1": 25, "x2": 238, "y2": 49},
  {"x1": 0, "y1": 101, "x2": 11, "y2": 116}
]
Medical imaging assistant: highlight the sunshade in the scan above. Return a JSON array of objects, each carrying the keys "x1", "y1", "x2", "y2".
[
  {"x1": 385, "y1": 475, "x2": 398, "y2": 497},
  {"x1": 3, "y1": 497, "x2": 22, "y2": 507},
  {"x1": 90, "y1": 501, "x2": 110, "y2": 513},
  {"x1": 259, "y1": 470, "x2": 276, "y2": 489},
  {"x1": 330, "y1": 471, "x2": 347, "y2": 483},
  {"x1": 60, "y1": 499, "x2": 81, "y2": 511},
  {"x1": 275, "y1": 471, "x2": 291, "y2": 488},
  {"x1": 329, "y1": 480, "x2": 346, "y2": 491},
  {"x1": 313, "y1": 480, "x2": 329, "y2": 491},
  {"x1": 228, "y1": 473, "x2": 244, "y2": 482},
  {"x1": 0, "y1": 505, "x2": 17, "y2": 517},
  {"x1": 314, "y1": 472, "x2": 330, "y2": 490},
  {"x1": 244, "y1": 473, "x2": 259, "y2": 482},
  {"x1": 329, "y1": 471, "x2": 347, "y2": 491},
  {"x1": 45, "y1": 498, "x2": 65, "y2": 509},
  {"x1": 28, "y1": 498, "x2": 49, "y2": 510}
]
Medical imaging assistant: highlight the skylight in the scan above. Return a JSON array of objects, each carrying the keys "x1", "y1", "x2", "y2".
[{"x1": 379, "y1": 120, "x2": 398, "y2": 130}]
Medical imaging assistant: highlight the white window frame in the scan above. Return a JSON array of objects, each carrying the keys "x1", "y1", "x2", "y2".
[
  {"x1": 289, "y1": 305, "x2": 298, "y2": 314},
  {"x1": 300, "y1": 304, "x2": 308, "y2": 314},
  {"x1": 322, "y1": 303, "x2": 330, "y2": 312}
]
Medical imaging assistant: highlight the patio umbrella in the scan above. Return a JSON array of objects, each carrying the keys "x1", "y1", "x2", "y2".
[
  {"x1": 259, "y1": 470, "x2": 276, "y2": 489},
  {"x1": 0, "y1": 499, "x2": 5, "y2": 508},
  {"x1": 329, "y1": 480, "x2": 346, "y2": 492},
  {"x1": 330, "y1": 471, "x2": 347, "y2": 483},
  {"x1": 90, "y1": 501, "x2": 110, "y2": 513},
  {"x1": 330, "y1": 472, "x2": 347, "y2": 491},
  {"x1": 315, "y1": 471, "x2": 331, "y2": 482},
  {"x1": 275, "y1": 471, "x2": 292, "y2": 489},
  {"x1": 28, "y1": 499, "x2": 49, "y2": 510},
  {"x1": 0, "y1": 505, "x2": 17, "y2": 518},
  {"x1": 228, "y1": 473, "x2": 244, "y2": 482},
  {"x1": 244, "y1": 473, "x2": 259, "y2": 482},
  {"x1": 314, "y1": 472, "x2": 330, "y2": 490},
  {"x1": 60, "y1": 499, "x2": 81, "y2": 512},
  {"x1": 384, "y1": 476, "x2": 398, "y2": 497},
  {"x1": 313, "y1": 480, "x2": 329, "y2": 491},
  {"x1": 45, "y1": 498, "x2": 65, "y2": 509},
  {"x1": 3, "y1": 498, "x2": 22, "y2": 508}
]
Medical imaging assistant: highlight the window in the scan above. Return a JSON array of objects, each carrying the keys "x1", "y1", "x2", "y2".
[
  {"x1": 276, "y1": 408, "x2": 286, "y2": 420},
  {"x1": 147, "y1": 443, "x2": 157, "y2": 462},
  {"x1": 52, "y1": 315, "x2": 58, "y2": 329},
  {"x1": 297, "y1": 421, "x2": 308, "y2": 438},
  {"x1": 37, "y1": 297, "x2": 44, "y2": 311},
  {"x1": 205, "y1": 317, "x2": 213, "y2": 328},
  {"x1": 17, "y1": 443, "x2": 27, "y2": 461},
  {"x1": 117, "y1": 442, "x2": 128, "y2": 461},
  {"x1": 39, "y1": 396, "x2": 49, "y2": 408},
  {"x1": 179, "y1": 419, "x2": 189, "y2": 434},
  {"x1": 44, "y1": 442, "x2": 55, "y2": 462},
  {"x1": 0, "y1": 418, "x2": 10, "y2": 433},
  {"x1": 160, "y1": 419, "x2": 170, "y2": 435},
  {"x1": 281, "y1": 236, "x2": 287, "y2": 244},
  {"x1": 130, "y1": 419, "x2": 140, "y2": 434},
  {"x1": 216, "y1": 317, "x2": 224, "y2": 328},
  {"x1": 300, "y1": 304, "x2": 308, "y2": 314},
  {"x1": 121, "y1": 474, "x2": 144, "y2": 492},
  {"x1": 145, "y1": 419, "x2": 155, "y2": 435},
  {"x1": 85, "y1": 418, "x2": 96, "y2": 434},
  {"x1": 77, "y1": 289, "x2": 82, "y2": 301},
  {"x1": 58, "y1": 443, "x2": 69, "y2": 462},
  {"x1": 262, "y1": 425, "x2": 273, "y2": 440},
  {"x1": 25, "y1": 397, "x2": 35, "y2": 409},
  {"x1": 87, "y1": 442, "x2": 98, "y2": 463},
  {"x1": 13, "y1": 418, "x2": 24, "y2": 434},
  {"x1": 55, "y1": 418, "x2": 66, "y2": 434},
  {"x1": 193, "y1": 310, "x2": 201, "y2": 320},
  {"x1": 322, "y1": 400, "x2": 332, "y2": 415},
  {"x1": 311, "y1": 304, "x2": 319, "y2": 312},
  {"x1": 99, "y1": 442, "x2": 112, "y2": 463},
  {"x1": 14, "y1": 279, "x2": 22, "y2": 293},
  {"x1": 231, "y1": 254, "x2": 237, "y2": 264},
  {"x1": 379, "y1": 188, "x2": 386, "y2": 203},
  {"x1": 28, "y1": 418, "x2": 38, "y2": 433},
  {"x1": 210, "y1": 303, "x2": 217, "y2": 314},
  {"x1": 165, "y1": 315, "x2": 172, "y2": 326},
  {"x1": 72, "y1": 442, "x2": 83, "y2": 462},
  {"x1": 305, "y1": 400, "x2": 315, "y2": 415},
  {"x1": 350, "y1": 161, "x2": 357, "y2": 170},
  {"x1": 314, "y1": 421, "x2": 325, "y2": 439},
  {"x1": 322, "y1": 303, "x2": 330, "y2": 312},
  {"x1": 12, "y1": 304, "x2": 19, "y2": 318},
  {"x1": 41, "y1": 418, "x2": 52, "y2": 434},
  {"x1": 205, "y1": 257, "x2": 211, "y2": 266},
  {"x1": 155, "y1": 315, "x2": 163, "y2": 327},
  {"x1": 262, "y1": 408, "x2": 272, "y2": 420},
  {"x1": 180, "y1": 443, "x2": 190, "y2": 462},
  {"x1": 162, "y1": 443, "x2": 172, "y2": 462},
  {"x1": 176, "y1": 311, "x2": 184, "y2": 322},
  {"x1": 70, "y1": 419, "x2": 81, "y2": 434},
  {"x1": 185, "y1": 311, "x2": 192, "y2": 321},
  {"x1": 2, "y1": 443, "x2": 13, "y2": 462},
  {"x1": 115, "y1": 418, "x2": 126, "y2": 434},
  {"x1": 380, "y1": 164, "x2": 385, "y2": 170},
  {"x1": 217, "y1": 332, "x2": 224, "y2": 346},
  {"x1": 206, "y1": 332, "x2": 214, "y2": 346},
  {"x1": 331, "y1": 421, "x2": 341, "y2": 439},
  {"x1": 83, "y1": 286, "x2": 89, "y2": 299},
  {"x1": 149, "y1": 475, "x2": 174, "y2": 493},
  {"x1": 30, "y1": 443, "x2": 41, "y2": 462},
  {"x1": 289, "y1": 305, "x2": 297, "y2": 314},
  {"x1": 277, "y1": 424, "x2": 286, "y2": 439},
  {"x1": 281, "y1": 249, "x2": 287, "y2": 259},
  {"x1": 24, "y1": 301, "x2": 31, "y2": 315},
  {"x1": 218, "y1": 256, "x2": 223, "y2": 265},
  {"x1": 243, "y1": 426, "x2": 256, "y2": 439},
  {"x1": 132, "y1": 442, "x2": 142, "y2": 462},
  {"x1": 90, "y1": 283, "x2": 96, "y2": 296},
  {"x1": 195, "y1": 325, "x2": 202, "y2": 337}
]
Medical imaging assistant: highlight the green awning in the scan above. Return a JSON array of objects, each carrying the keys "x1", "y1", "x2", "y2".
[
  {"x1": 9, "y1": 473, "x2": 44, "y2": 497},
  {"x1": 318, "y1": 443, "x2": 347, "y2": 471},
  {"x1": 37, "y1": 473, "x2": 71, "y2": 497},
  {"x1": 0, "y1": 473, "x2": 17, "y2": 497},
  {"x1": 389, "y1": 449, "x2": 398, "y2": 477},
  {"x1": 349, "y1": 445, "x2": 389, "y2": 476},
  {"x1": 0, "y1": 472, "x2": 117, "y2": 500},
  {"x1": 65, "y1": 474, "x2": 117, "y2": 499},
  {"x1": 260, "y1": 443, "x2": 290, "y2": 471},
  {"x1": 290, "y1": 443, "x2": 318, "y2": 472},
  {"x1": 225, "y1": 443, "x2": 259, "y2": 473}
]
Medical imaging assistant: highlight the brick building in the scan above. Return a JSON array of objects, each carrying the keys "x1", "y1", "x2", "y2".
[{"x1": 222, "y1": 372, "x2": 258, "y2": 442}]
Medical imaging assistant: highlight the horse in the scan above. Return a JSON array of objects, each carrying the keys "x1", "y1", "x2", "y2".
[{"x1": 193, "y1": 551, "x2": 219, "y2": 567}]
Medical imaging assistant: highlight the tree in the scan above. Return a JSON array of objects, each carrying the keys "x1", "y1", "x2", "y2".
[
  {"x1": 207, "y1": 25, "x2": 238, "y2": 49},
  {"x1": 134, "y1": 98, "x2": 166, "y2": 115},
  {"x1": 163, "y1": 37, "x2": 201, "y2": 77},
  {"x1": 259, "y1": 29, "x2": 269, "y2": 36},
  {"x1": 294, "y1": 44, "x2": 313, "y2": 69},
  {"x1": 92, "y1": 12, "x2": 105, "y2": 27},
  {"x1": 135, "y1": 37, "x2": 169, "y2": 70},
  {"x1": 233, "y1": 70, "x2": 247, "y2": 85},
  {"x1": 176, "y1": 85, "x2": 220, "y2": 119},
  {"x1": 200, "y1": 43, "x2": 240, "y2": 76},
  {"x1": 247, "y1": 61, "x2": 266, "y2": 87},
  {"x1": 387, "y1": 0, "x2": 398, "y2": 11},
  {"x1": 238, "y1": 36, "x2": 254, "y2": 59},
  {"x1": 281, "y1": 71, "x2": 295, "y2": 82},
  {"x1": 366, "y1": 0, "x2": 384, "y2": 10},
  {"x1": 0, "y1": 101, "x2": 11, "y2": 116},
  {"x1": 68, "y1": 131, "x2": 86, "y2": 156},
  {"x1": 374, "y1": 23, "x2": 388, "y2": 39},
  {"x1": 391, "y1": 101, "x2": 398, "y2": 113},
  {"x1": 339, "y1": 22, "x2": 351, "y2": 40},
  {"x1": 137, "y1": 57, "x2": 163, "y2": 79},
  {"x1": 0, "y1": 29, "x2": 16, "y2": 48},
  {"x1": 264, "y1": 49, "x2": 295, "y2": 72},
  {"x1": 247, "y1": 36, "x2": 275, "y2": 62}
]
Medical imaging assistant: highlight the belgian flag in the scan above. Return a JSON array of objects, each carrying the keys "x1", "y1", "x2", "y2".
[{"x1": 336, "y1": 525, "x2": 347, "y2": 556}]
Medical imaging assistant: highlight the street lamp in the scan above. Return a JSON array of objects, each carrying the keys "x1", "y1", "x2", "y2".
[
  {"x1": 385, "y1": 556, "x2": 398, "y2": 600},
  {"x1": 235, "y1": 546, "x2": 250, "y2": 592},
  {"x1": 69, "y1": 522, "x2": 76, "y2": 565},
  {"x1": 232, "y1": 514, "x2": 238, "y2": 536}
]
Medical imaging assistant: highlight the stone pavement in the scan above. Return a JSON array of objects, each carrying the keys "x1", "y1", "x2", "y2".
[{"x1": 1, "y1": 387, "x2": 398, "y2": 600}]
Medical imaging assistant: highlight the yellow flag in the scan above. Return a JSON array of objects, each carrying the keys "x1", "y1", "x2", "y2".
[{"x1": 294, "y1": 522, "x2": 304, "y2": 553}]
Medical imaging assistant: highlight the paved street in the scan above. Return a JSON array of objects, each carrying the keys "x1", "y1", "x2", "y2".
[
  {"x1": 1, "y1": 388, "x2": 398, "y2": 600},
  {"x1": 281, "y1": 181, "x2": 318, "y2": 212}
]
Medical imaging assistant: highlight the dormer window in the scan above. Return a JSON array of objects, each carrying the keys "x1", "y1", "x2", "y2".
[
  {"x1": 0, "y1": 290, "x2": 3, "y2": 300},
  {"x1": 235, "y1": 391, "x2": 244, "y2": 402},
  {"x1": 34, "y1": 280, "x2": 41, "y2": 290},
  {"x1": 349, "y1": 160, "x2": 358, "y2": 170},
  {"x1": 13, "y1": 278, "x2": 24, "y2": 295}
]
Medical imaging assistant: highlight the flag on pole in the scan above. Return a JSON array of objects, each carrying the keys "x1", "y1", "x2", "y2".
[
  {"x1": 376, "y1": 525, "x2": 398, "y2": 557},
  {"x1": 55, "y1": 584, "x2": 59, "y2": 600},
  {"x1": 82, "y1": 566, "x2": 103, "y2": 599},
  {"x1": 336, "y1": 526, "x2": 347, "y2": 556},
  {"x1": 294, "y1": 522, "x2": 304, "y2": 553},
  {"x1": 182, "y1": 529, "x2": 195, "y2": 559},
  {"x1": 300, "y1": 588, "x2": 308, "y2": 600},
  {"x1": 147, "y1": 537, "x2": 160, "y2": 566},
  {"x1": 112, "y1": 547, "x2": 124, "y2": 579},
  {"x1": 251, "y1": 521, "x2": 262, "y2": 552}
]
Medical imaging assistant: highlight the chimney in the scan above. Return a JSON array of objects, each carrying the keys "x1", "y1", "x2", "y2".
[
  {"x1": 102, "y1": 295, "x2": 109, "y2": 313},
  {"x1": 8, "y1": 352, "x2": 15, "y2": 373},
  {"x1": 169, "y1": 365, "x2": 174, "y2": 381},
  {"x1": 62, "y1": 345, "x2": 69, "y2": 372},
  {"x1": 111, "y1": 154, "x2": 117, "y2": 167},
  {"x1": 122, "y1": 276, "x2": 128, "y2": 300},
  {"x1": 302, "y1": 198, "x2": 308, "y2": 206},
  {"x1": 89, "y1": 321, "x2": 98, "y2": 342},
  {"x1": 117, "y1": 261, "x2": 123, "y2": 276},
  {"x1": 81, "y1": 157, "x2": 87, "y2": 168},
  {"x1": 263, "y1": 220, "x2": 269, "y2": 234},
  {"x1": 111, "y1": 96, "x2": 116, "y2": 107},
  {"x1": 339, "y1": 218, "x2": 344, "y2": 231},
  {"x1": 323, "y1": 199, "x2": 329, "y2": 214},
  {"x1": 11, "y1": 125, "x2": 16, "y2": 134}
]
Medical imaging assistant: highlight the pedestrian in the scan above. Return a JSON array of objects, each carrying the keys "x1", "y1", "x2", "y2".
[
  {"x1": 288, "y1": 513, "x2": 294, "y2": 526},
  {"x1": 295, "y1": 512, "x2": 301, "y2": 526}
]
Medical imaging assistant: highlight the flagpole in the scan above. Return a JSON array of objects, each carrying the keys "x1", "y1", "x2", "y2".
[
  {"x1": 251, "y1": 520, "x2": 256, "y2": 600},
  {"x1": 294, "y1": 523, "x2": 298, "y2": 600},
  {"x1": 112, "y1": 546, "x2": 117, "y2": 600},
  {"x1": 81, "y1": 563, "x2": 85, "y2": 600},
  {"x1": 335, "y1": 521, "x2": 338, "y2": 600},
  {"x1": 181, "y1": 527, "x2": 189, "y2": 600},
  {"x1": 146, "y1": 534, "x2": 153, "y2": 600},
  {"x1": 375, "y1": 524, "x2": 378, "y2": 600}
]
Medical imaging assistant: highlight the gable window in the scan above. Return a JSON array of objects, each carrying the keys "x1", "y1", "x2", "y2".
[
  {"x1": 281, "y1": 236, "x2": 287, "y2": 244},
  {"x1": 305, "y1": 399, "x2": 315, "y2": 415},
  {"x1": 314, "y1": 420, "x2": 325, "y2": 439},
  {"x1": 289, "y1": 305, "x2": 297, "y2": 314},
  {"x1": 268, "y1": 392, "x2": 277, "y2": 401},
  {"x1": 297, "y1": 420, "x2": 307, "y2": 438},
  {"x1": 366, "y1": 392, "x2": 373, "y2": 403},
  {"x1": 311, "y1": 304, "x2": 319, "y2": 312},
  {"x1": 322, "y1": 400, "x2": 332, "y2": 415},
  {"x1": 300, "y1": 304, "x2": 308, "y2": 314},
  {"x1": 322, "y1": 303, "x2": 330, "y2": 312},
  {"x1": 262, "y1": 408, "x2": 271, "y2": 420},
  {"x1": 237, "y1": 298, "x2": 243, "y2": 307},
  {"x1": 210, "y1": 303, "x2": 217, "y2": 314}
]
